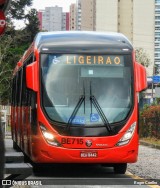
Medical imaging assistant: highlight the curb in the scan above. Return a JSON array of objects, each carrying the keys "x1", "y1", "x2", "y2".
[
  {"x1": 126, "y1": 171, "x2": 160, "y2": 188},
  {"x1": 5, "y1": 133, "x2": 11, "y2": 139},
  {"x1": 5, "y1": 136, "x2": 11, "y2": 139},
  {"x1": 140, "y1": 140, "x2": 160, "y2": 150}
]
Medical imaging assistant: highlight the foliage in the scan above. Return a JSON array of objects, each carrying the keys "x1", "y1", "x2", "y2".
[
  {"x1": 140, "y1": 105, "x2": 160, "y2": 139},
  {"x1": 8, "y1": 0, "x2": 32, "y2": 20},
  {"x1": 135, "y1": 48, "x2": 151, "y2": 67},
  {"x1": 156, "y1": 97, "x2": 160, "y2": 104},
  {"x1": 0, "y1": 34, "x2": 14, "y2": 103},
  {"x1": 24, "y1": 8, "x2": 40, "y2": 42},
  {"x1": 0, "y1": 30, "x2": 29, "y2": 104},
  {"x1": 0, "y1": 2, "x2": 39, "y2": 104},
  {"x1": 141, "y1": 137, "x2": 160, "y2": 146}
]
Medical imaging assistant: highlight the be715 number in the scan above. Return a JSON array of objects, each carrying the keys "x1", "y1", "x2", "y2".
[{"x1": 61, "y1": 138, "x2": 84, "y2": 145}]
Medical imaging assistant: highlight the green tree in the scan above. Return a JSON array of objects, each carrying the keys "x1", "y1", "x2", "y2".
[
  {"x1": 8, "y1": 0, "x2": 33, "y2": 20},
  {"x1": 0, "y1": 35, "x2": 14, "y2": 103},
  {"x1": 0, "y1": 1, "x2": 40, "y2": 104},
  {"x1": 0, "y1": 27, "x2": 36, "y2": 103},
  {"x1": 24, "y1": 8, "x2": 40, "y2": 42},
  {"x1": 135, "y1": 48, "x2": 151, "y2": 67}
]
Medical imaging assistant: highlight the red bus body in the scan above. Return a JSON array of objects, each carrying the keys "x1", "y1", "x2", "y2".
[{"x1": 11, "y1": 32, "x2": 147, "y2": 173}]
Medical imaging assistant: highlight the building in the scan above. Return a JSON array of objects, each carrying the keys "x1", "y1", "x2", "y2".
[
  {"x1": 76, "y1": 0, "x2": 81, "y2": 30},
  {"x1": 62, "y1": 12, "x2": 70, "y2": 31},
  {"x1": 131, "y1": 0, "x2": 154, "y2": 76},
  {"x1": 69, "y1": 3, "x2": 77, "y2": 30},
  {"x1": 39, "y1": 6, "x2": 63, "y2": 31},
  {"x1": 38, "y1": 6, "x2": 70, "y2": 31},
  {"x1": 38, "y1": 11, "x2": 43, "y2": 30},
  {"x1": 80, "y1": 0, "x2": 96, "y2": 31},
  {"x1": 155, "y1": 0, "x2": 160, "y2": 70},
  {"x1": 96, "y1": 0, "x2": 118, "y2": 32}
]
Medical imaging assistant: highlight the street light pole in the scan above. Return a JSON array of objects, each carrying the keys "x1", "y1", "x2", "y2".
[
  {"x1": 151, "y1": 65, "x2": 156, "y2": 103},
  {"x1": 0, "y1": 95, "x2": 4, "y2": 179}
]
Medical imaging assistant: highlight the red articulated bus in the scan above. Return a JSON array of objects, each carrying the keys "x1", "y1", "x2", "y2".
[{"x1": 11, "y1": 31, "x2": 147, "y2": 174}]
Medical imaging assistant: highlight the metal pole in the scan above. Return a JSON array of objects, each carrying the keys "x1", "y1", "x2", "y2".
[
  {"x1": 0, "y1": 95, "x2": 5, "y2": 179},
  {"x1": 151, "y1": 65, "x2": 155, "y2": 103}
]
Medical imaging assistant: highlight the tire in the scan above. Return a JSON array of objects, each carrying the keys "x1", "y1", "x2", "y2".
[
  {"x1": 13, "y1": 140, "x2": 21, "y2": 151},
  {"x1": 114, "y1": 163, "x2": 127, "y2": 174},
  {"x1": 32, "y1": 163, "x2": 44, "y2": 174},
  {"x1": 23, "y1": 154, "x2": 30, "y2": 163}
]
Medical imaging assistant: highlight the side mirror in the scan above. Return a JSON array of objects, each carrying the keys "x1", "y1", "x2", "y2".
[
  {"x1": 26, "y1": 61, "x2": 38, "y2": 92},
  {"x1": 135, "y1": 62, "x2": 147, "y2": 92}
]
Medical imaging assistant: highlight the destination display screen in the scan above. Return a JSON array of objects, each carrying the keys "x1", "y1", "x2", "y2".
[{"x1": 48, "y1": 55, "x2": 124, "y2": 66}]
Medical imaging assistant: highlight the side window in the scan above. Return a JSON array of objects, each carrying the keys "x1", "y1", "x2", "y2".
[
  {"x1": 22, "y1": 65, "x2": 27, "y2": 106},
  {"x1": 26, "y1": 56, "x2": 34, "y2": 107},
  {"x1": 15, "y1": 70, "x2": 22, "y2": 107},
  {"x1": 15, "y1": 73, "x2": 18, "y2": 106},
  {"x1": 27, "y1": 89, "x2": 32, "y2": 107},
  {"x1": 11, "y1": 77, "x2": 16, "y2": 106},
  {"x1": 22, "y1": 65, "x2": 31, "y2": 107},
  {"x1": 18, "y1": 69, "x2": 23, "y2": 106},
  {"x1": 19, "y1": 69, "x2": 23, "y2": 106},
  {"x1": 13, "y1": 54, "x2": 35, "y2": 107},
  {"x1": 22, "y1": 54, "x2": 34, "y2": 107},
  {"x1": 16, "y1": 73, "x2": 19, "y2": 106}
]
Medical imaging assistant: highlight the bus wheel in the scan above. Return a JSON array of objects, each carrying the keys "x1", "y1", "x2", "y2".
[
  {"x1": 32, "y1": 163, "x2": 44, "y2": 174},
  {"x1": 113, "y1": 163, "x2": 127, "y2": 174},
  {"x1": 24, "y1": 154, "x2": 30, "y2": 163}
]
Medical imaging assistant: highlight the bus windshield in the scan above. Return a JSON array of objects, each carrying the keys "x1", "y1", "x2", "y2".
[{"x1": 41, "y1": 54, "x2": 133, "y2": 126}]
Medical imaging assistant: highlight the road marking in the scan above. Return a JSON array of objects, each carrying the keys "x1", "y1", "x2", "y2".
[{"x1": 126, "y1": 171, "x2": 160, "y2": 188}]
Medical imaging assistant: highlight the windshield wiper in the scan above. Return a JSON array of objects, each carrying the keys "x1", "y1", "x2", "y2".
[
  {"x1": 66, "y1": 83, "x2": 85, "y2": 132},
  {"x1": 90, "y1": 82, "x2": 113, "y2": 133}
]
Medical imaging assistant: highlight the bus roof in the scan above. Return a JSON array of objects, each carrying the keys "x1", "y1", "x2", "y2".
[{"x1": 34, "y1": 31, "x2": 133, "y2": 54}]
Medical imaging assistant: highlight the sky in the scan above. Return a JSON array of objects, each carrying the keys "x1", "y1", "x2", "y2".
[{"x1": 31, "y1": 0, "x2": 76, "y2": 12}]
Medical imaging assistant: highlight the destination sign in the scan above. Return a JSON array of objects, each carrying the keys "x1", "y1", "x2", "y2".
[{"x1": 48, "y1": 55, "x2": 124, "y2": 66}]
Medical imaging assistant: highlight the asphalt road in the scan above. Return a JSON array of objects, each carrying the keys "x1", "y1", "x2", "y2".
[
  {"x1": 25, "y1": 164, "x2": 153, "y2": 188},
  {"x1": 128, "y1": 145, "x2": 160, "y2": 180},
  {"x1": 4, "y1": 138, "x2": 157, "y2": 188}
]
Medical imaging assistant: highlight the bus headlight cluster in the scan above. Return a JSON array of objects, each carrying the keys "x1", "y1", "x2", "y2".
[
  {"x1": 116, "y1": 122, "x2": 136, "y2": 146},
  {"x1": 43, "y1": 131, "x2": 54, "y2": 140},
  {"x1": 40, "y1": 124, "x2": 61, "y2": 147}
]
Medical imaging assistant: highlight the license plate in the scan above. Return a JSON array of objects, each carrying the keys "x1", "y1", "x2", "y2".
[{"x1": 80, "y1": 151, "x2": 98, "y2": 158}]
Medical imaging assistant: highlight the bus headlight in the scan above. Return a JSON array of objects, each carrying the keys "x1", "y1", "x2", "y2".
[
  {"x1": 116, "y1": 122, "x2": 136, "y2": 146},
  {"x1": 40, "y1": 125, "x2": 61, "y2": 147},
  {"x1": 43, "y1": 131, "x2": 54, "y2": 140}
]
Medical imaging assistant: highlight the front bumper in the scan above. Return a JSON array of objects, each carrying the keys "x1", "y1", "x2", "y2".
[{"x1": 31, "y1": 136, "x2": 138, "y2": 164}]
